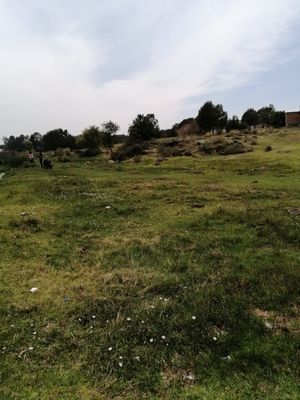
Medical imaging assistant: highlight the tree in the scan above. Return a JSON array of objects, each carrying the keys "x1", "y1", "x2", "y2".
[
  {"x1": 270, "y1": 111, "x2": 285, "y2": 128},
  {"x1": 30, "y1": 132, "x2": 43, "y2": 151},
  {"x1": 77, "y1": 125, "x2": 102, "y2": 150},
  {"x1": 226, "y1": 115, "x2": 241, "y2": 131},
  {"x1": 42, "y1": 129, "x2": 75, "y2": 151},
  {"x1": 4, "y1": 135, "x2": 29, "y2": 152},
  {"x1": 128, "y1": 114, "x2": 160, "y2": 143},
  {"x1": 101, "y1": 121, "x2": 120, "y2": 152},
  {"x1": 257, "y1": 105, "x2": 275, "y2": 127},
  {"x1": 241, "y1": 108, "x2": 258, "y2": 130},
  {"x1": 196, "y1": 101, "x2": 228, "y2": 132}
]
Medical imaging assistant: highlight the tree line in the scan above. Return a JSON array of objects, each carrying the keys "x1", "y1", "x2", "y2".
[
  {"x1": 2, "y1": 103, "x2": 286, "y2": 152},
  {"x1": 3, "y1": 121, "x2": 122, "y2": 154},
  {"x1": 191, "y1": 102, "x2": 285, "y2": 132}
]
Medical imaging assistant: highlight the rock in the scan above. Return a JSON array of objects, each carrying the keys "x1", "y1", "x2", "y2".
[{"x1": 191, "y1": 203, "x2": 205, "y2": 209}]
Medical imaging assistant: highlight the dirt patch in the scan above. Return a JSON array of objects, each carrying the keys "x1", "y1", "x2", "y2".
[
  {"x1": 253, "y1": 308, "x2": 300, "y2": 334},
  {"x1": 288, "y1": 207, "x2": 300, "y2": 216},
  {"x1": 161, "y1": 367, "x2": 195, "y2": 387}
]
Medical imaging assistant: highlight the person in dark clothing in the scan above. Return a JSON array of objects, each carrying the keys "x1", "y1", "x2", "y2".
[
  {"x1": 39, "y1": 152, "x2": 44, "y2": 168},
  {"x1": 43, "y1": 156, "x2": 53, "y2": 169}
]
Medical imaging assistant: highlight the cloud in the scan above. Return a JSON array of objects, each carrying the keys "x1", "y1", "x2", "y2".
[{"x1": 0, "y1": 0, "x2": 299, "y2": 139}]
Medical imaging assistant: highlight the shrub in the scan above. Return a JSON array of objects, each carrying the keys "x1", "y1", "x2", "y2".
[
  {"x1": 198, "y1": 142, "x2": 214, "y2": 154},
  {"x1": 198, "y1": 140, "x2": 251, "y2": 155},
  {"x1": 0, "y1": 152, "x2": 27, "y2": 168},
  {"x1": 56, "y1": 148, "x2": 72, "y2": 162},
  {"x1": 133, "y1": 155, "x2": 142, "y2": 163},
  {"x1": 78, "y1": 148, "x2": 101, "y2": 158},
  {"x1": 157, "y1": 144, "x2": 191, "y2": 157},
  {"x1": 111, "y1": 143, "x2": 148, "y2": 161},
  {"x1": 216, "y1": 142, "x2": 250, "y2": 155}
]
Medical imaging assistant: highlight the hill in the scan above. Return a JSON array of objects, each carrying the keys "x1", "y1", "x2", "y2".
[{"x1": 0, "y1": 129, "x2": 300, "y2": 399}]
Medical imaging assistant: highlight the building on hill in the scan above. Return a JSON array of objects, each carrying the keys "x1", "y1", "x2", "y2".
[{"x1": 285, "y1": 111, "x2": 300, "y2": 127}]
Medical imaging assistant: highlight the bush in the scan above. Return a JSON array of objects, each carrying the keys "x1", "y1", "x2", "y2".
[
  {"x1": 78, "y1": 148, "x2": 101, "y2": 158},
  {"x1": 0, "y1": 152, "x2": 27, "y2": 168},
  {"x1": 56, "y1": 148, "x2": 72, "y2": 162},
  {"x1": 198, "y1": 140, "x2": 251, "y2": 155},
  {"x1": 198, "y1": 142, "x2": 214, "y2": 154},
  {"x1": 157, "y1": 144, "x2": 191, "y2": 157},
  {"x1": 133, "y1": 155, "x2": 142, "y2": 163},
  {"x1": 111, "y1": 143, "x2": 148, "y2": 161},
  {"x1": 216, "y1": 142, "x2": 250, "y2": 155}
]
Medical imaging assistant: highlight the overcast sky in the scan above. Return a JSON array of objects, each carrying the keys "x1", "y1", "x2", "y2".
[{"x1": 0, "y1": 0, "x2": 299, "y2": 140}]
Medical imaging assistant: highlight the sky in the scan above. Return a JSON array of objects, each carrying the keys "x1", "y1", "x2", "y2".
[{"x1": 0, "y1": 0, "x2": 299, "y2": 141}]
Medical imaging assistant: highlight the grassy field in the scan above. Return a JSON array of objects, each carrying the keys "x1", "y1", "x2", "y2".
[{"x1": 0, "y1": 129, "x2": 300, "y2": 399}]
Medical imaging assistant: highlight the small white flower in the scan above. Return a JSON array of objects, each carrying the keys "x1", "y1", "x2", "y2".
[
  {"x1": 92, "y1": 315, "x2": 96, "y2": 319},
  {"x1": 105, "y1": 206, "x2": 111, "y2": 210},
  {"x1": 160, "y1": 297, "x2": 163, "y2": 300},
  {"x1": 78, "y1": 318, "x2": 82, "y2": 322},
  {"x1": 127, "y1": 317, "x2": 132, "y2": 321},
  {"x1": 213, "y1": 336, "x2": 217, "y2": 341},
  {"x1": 2, "y1": 347, "x2": 7, "y2": 350},
  {"x1": 141, "y1": 320, "x2": 145, "y2": 324},
  {"x1": 135, "y1": 356, "x2": 140, "y2": 361},
  {"x1": 118, "y1": 362, "x2": 123, "y2": 367},
  {"x1": 28, "y1": 346, "x2": 34, "y2": 351},
  {"x1": 30, "y1": 287, "x2": 38, "y2": 293},
  {"x1": 150, "y1": 305, "x2": 155, "y2": 309},
  {"x1": 161, "y1": 335, "x2": 166, "y2": 340},
  {"x1": 192, "y1": 316, "x2": 196, "y2": 320},
  {"x1": 222, "y1": 355, "x2": 232, "y2": 360},
  {"x1": 149, "y1": 338, "x2": 154, "y2": 343},
  {"x1": 164, "y1": 298, "x2": 168, "y2": 302},
  {"x1": 119, "y1": 356, "x2": 123, "y2": 360},
  {"x1": 33, "y1": 332, "x2": 36, "y2": 335},
  {"x1": 265, "y1": 322, "x2": 273, "y2": 329},
  {"x1": 108, "y1": 347, "x2": 113, "y2": 352},
  {"x1": 186, "y1": 373, "x2": 195, "y2": 381}
]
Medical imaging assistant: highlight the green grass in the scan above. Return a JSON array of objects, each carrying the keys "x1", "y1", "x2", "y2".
[{"x1": 1, "y1": 129, "x2": 300, "y2": 399}]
